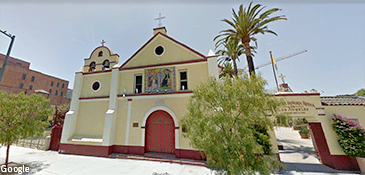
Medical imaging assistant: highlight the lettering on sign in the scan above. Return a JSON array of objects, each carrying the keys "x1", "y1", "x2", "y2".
[{"x1": 278, "y1": 101, "x2": 316, "y2": 115}]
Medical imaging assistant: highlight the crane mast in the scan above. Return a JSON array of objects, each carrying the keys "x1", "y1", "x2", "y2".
[{"x1": 242, "y1": 49, "x2": 308, "y2": 71}]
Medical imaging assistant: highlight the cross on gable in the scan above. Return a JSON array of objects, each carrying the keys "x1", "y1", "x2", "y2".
[
  {"x1": 278, "y1": 73, "x2": 286, "y2": 84},
  {"x1": 101, "y1": 39, "x2": 106, "y2": 46},
  {"x1": 155, "y1": 13, "x2": 166, "y2": 27}
]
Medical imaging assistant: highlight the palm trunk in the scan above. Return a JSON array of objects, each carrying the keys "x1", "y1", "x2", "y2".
[
  {"x1": 5, "y1": 140, "x2": 10, "y2": 168},
  {"x1": 232, "y1": 58, "x2": 238, "y2": 76},
  {"x1": 243, "y1": 42, "x2": 255, "y2": 76}
]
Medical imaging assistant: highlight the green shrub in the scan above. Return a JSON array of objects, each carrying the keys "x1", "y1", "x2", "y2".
[
  {"x1": 331, "y1": 114, "x2": 365, "y2": 157},
  {"x1": 299, "y1": 127, "x2": 309, "y2": 134}
]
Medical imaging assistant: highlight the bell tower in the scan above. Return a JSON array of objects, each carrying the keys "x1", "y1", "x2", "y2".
[{"x1": 83, "y1": 40, "x2": 119, "y2": 73}]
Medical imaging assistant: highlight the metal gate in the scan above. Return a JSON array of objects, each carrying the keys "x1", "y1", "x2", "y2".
[
  {"x1": 49, "y1": 127, "x2": 62, "y2": 151},
  {"x1": 145, "y1": 110, "x2": 175, "y2": 153}
]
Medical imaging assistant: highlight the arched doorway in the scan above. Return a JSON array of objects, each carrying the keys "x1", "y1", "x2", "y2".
[{"x1": 145, "y1": 110, "x2": 175, "y2": 154}]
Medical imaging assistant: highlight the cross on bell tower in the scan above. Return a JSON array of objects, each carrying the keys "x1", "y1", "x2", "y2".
[
  {"x1": 155, "y1": 13, "x2": 166, "y2": 27},
  {"x1": 101, "y1": 39, "x2": 106, "y2": 46}
]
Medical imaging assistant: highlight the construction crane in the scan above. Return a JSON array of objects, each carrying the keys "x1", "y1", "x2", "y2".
[{"x1": 242, "y1": 49, "x2": 308, "y2": 71}]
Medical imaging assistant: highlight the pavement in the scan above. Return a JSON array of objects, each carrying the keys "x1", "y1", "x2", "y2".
[
  {"x1": 274, "y1": 127, "x2": 360, "y2": 175},
  {"x1": 0, "y1": 127, "x2": 361, "y2": 175}
]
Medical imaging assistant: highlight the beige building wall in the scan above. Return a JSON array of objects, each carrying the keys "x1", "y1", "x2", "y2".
[
  {"x1": 113, "y1": 100, "x2": 129, "y2": 145},
  {"x1": 118, "y1": 69, "x2": 144, "y2": 94},
  {"x1": 122, "y1": 35, "x2": 204, "y2": 69},
  {"x1": 113, "y1": 96, "x2": 193, "y2": 149},
  {"x1": 118, "y1": 62, "x2": 208, "y2": 95},
  {"x1": 74, "y1": 101, "x2": 109, "y2": 138},
  {"x1": 80, "y1": 73, "x2": 111, "y2": 97}
]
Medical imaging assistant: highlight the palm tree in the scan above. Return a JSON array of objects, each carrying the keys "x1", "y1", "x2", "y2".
[
  {"x1": 215, "y1": 36, "x2": 244, "y2": 76},
  {"x1": 215, "y1": 2, "x2": 286, "y2": 75},
  {"x1": 219, "y1": 63, "x2": 235, "y2": 78}
]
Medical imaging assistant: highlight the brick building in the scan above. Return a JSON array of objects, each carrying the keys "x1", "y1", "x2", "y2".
[{"x1": 0, "y1": 53, "x2": 70, "y2": 105}]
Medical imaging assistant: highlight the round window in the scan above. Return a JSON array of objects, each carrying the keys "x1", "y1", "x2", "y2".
[
  {"x1": 155, "y1": 45, "x2": 164, "y2": 56},
  {"x1": 91, "y1": 81, "x2": 101, "y2": 92}
]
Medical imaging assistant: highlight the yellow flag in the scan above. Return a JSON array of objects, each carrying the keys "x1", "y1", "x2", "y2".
[{"x1": 271, "y1": 55, "x2": 277, "y2": 70}]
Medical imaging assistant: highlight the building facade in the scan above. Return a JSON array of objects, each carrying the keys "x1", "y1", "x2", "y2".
[
  {"x1": 59, "y1": 27, "x2": 282, "y2": 159},
  {"x1": 0, "y1": 53, "x2": 70, "y2": 105}
]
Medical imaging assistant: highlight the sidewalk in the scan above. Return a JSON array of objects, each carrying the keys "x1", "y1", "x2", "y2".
[
  {"x1": 0, "y1": 127, "x2": 360, "y2": 175},
  {"x1": 0, "y1": 146, "x2": 214, "y2": 175},
  {"x1": 274, "y1": 127, "x2": 360, "y2": 175}
]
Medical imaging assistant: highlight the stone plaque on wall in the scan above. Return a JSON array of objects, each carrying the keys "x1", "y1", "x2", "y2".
[{"x1": 155, "y1": 99, "x2": 165, "y2": 106}]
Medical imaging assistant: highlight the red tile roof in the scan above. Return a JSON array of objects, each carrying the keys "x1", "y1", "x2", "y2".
[{"x1": 320, "y1": 96, "x2": 365, "y2": 106}]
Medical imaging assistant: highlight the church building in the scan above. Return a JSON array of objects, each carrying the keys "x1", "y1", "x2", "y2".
[{"x1": 59, "y1": 26, "x2": 225, "y2": 159}]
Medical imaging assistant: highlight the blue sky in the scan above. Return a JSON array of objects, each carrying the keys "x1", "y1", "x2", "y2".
[{"x1": 0, "y1": 1, "x2": 364, "y2": 96}]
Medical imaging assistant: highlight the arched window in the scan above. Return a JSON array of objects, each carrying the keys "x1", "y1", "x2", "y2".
[
  {"x1": 102, "y1": 60, "x2": 110, "y2": 70},
  {"x1": 89, "y1": 62, "x2": 96, "y2": 72},
  {"x1": 98, "y1": 51, "x2": 103, "y2": 57}
]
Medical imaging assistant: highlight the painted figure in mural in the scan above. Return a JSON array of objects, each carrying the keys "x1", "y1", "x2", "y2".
[
  {"x1": 161, "y1": 69, "x2": 172, "y2": 88},
  {"x1": 148, "y1": 76, "x2": 158, "y2": 90}
]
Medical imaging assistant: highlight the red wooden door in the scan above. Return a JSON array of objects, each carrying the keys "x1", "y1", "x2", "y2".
[{"x1": 145, "y1": 110, "x2": 175, "y2": 153}]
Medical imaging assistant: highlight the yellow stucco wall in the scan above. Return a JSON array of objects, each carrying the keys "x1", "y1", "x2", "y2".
[
  {"x1": 122, "y1": 34, "x2": 204, "y2": 68},
  {"x1": 114, "y1": 96, "x2": 193, "y2": 148},
  {"x1": 113, "y1": 100, "x2": 129, "y2": 145},
  {"x1": 118, "y1": 69, "x2": 144, "y2": 94},
  {"x1": 80, "y1": 73, "x2": 111, "y2": 98},
  {"x1": 118, "y1": 62, "x2": 208, "y2": 95},
  {"x1": 322, "y1": 106, "x2": 365, "y2": 155},
  {"x1": 74, "y1": 101, "x2": 109, "y2": 138}
]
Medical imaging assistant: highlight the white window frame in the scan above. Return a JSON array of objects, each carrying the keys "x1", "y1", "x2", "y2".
[
  {"x1": 91, "y1": 80, "x2": 101, "y2": 92},
  {"x1": 179, "y1": 70, "x2": 188, "y2": 91},
  {"x1": 134, "y1": 74, "x2": 143, "y2": 94}
]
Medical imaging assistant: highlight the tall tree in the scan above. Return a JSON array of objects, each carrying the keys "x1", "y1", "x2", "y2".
[
  {"x1": 0, "y1": 91, "x2": 53, "y2": 168},
  {"x1": 215, "y1": 36, "x2": 245, "y2": 76},
  {"x1": 215, "y1": 2, "x2": 286, "y2": 75},
  {"x1": 219, "y1": 63, "x2": 235, "y2": 79},
  {"x1": 181, "y1": 74, "x2": 284, "y2": 175}
]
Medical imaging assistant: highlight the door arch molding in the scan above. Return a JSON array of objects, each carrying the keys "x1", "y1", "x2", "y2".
[
  {"x1": 141, "y1": 106, "x2": 179, "y2": 149},
  {"x1": 142, "y1": 106, "x2": 179, "y2": 127}
]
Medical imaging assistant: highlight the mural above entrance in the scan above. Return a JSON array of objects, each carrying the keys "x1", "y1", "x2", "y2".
[{"x1": 145, "y1": 67, "x2": 175, "y2": 93}]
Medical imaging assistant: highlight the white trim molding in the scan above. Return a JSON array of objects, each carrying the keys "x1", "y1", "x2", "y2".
[
  {"x1": 125, "y1": 100, "x2": 132, "y2": 145},
  {"x1": 141, "y1": 106, "x2": 179, "y2": 127},
  {"x1": 117, "y1": 93, "x2": 193, "y2": 101},
  {"x1": 61, "y1": 73, "x2": 83, "y2": 143}
]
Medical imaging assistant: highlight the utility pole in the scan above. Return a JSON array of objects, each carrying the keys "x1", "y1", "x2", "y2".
[{"x1": 0, "y1": 30, "x2": 16, "y2": 84}]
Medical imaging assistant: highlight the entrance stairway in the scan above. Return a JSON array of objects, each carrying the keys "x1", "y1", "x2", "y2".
[{"x1": 108, "y1": 152, "x2": 206, "y2": 166}]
